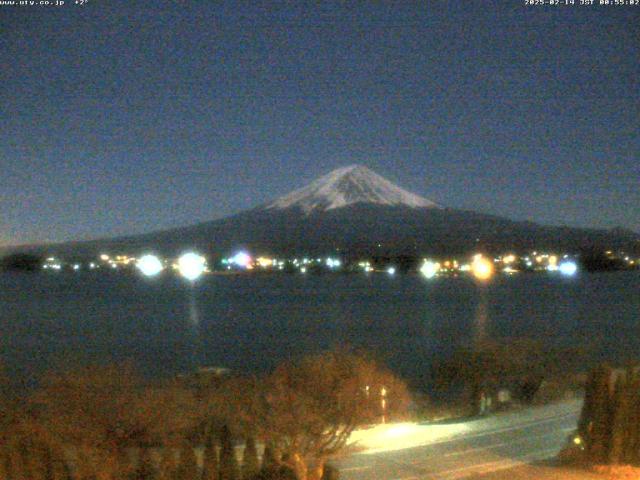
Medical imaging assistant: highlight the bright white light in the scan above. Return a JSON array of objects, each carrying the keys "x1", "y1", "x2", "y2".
[
  {"x1": 137, "y1": 255, "x2": 164, "y2": 277},
  {"x1": 326, "y1": 258, "x2": 342, "y2": 269},
  {"x1": 230, "y1": 251, "x2": 252, "y2": 268},
  {"x1": 73, "y1": 264, "x2": 80, "y2": 271},
  {"x1": 300, "y1": 267, "x2": 307, "y2": 273},
  {"x1": 420, "y1": 260, "x2": 439, "y2": 279},
  {"x1": 178, "y1": 253, "x2": 206, "y2": 281},
  {"x1": 387, "y1": 267, "x2": 396, "y2": 276},
  {"x1": 348, "y1": 421, "x2": 470, "y2": 455},
  {"x1": 559, "y1": 261, "x2": 578, "y2": 276}
]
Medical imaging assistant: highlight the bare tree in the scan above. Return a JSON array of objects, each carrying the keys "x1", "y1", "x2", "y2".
[
  {"x1": 256, "y1": 349, "x2": 410, "y2": 480},
  {"x1": 434, "y1": 339, "x2": 588, "y2": 412},
  {"x1": 29, "y1": 364, "x2": 199, "y2": 479},
  {"x1": 0, "y1": 352, "x2": 409, "y2": 480}
]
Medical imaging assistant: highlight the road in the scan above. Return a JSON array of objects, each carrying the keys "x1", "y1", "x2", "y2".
[{"x1": 337, "y1": 400, "x2": 582, "y2": 480}]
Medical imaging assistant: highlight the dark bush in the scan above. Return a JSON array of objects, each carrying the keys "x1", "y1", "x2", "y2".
[
  {"x1": 0, "y1": 253, "x2": 42, "y2": 272},
  {"x1": 250, "y1": 466, "x2": 297, "y2": 480}
]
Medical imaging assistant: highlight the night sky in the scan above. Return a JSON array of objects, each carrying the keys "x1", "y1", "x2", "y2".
[{"x1": 1, "y1": 1, "x2": 638, "y2": 246}]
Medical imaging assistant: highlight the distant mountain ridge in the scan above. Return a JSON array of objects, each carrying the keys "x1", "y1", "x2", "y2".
[{"x1": 3, "y1": 166, "x2": 639, "y2": 258}]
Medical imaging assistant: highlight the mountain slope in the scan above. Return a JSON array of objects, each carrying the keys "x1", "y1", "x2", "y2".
[{"x1": 4, "y1": 166, "x2": 639, "y2": 258}]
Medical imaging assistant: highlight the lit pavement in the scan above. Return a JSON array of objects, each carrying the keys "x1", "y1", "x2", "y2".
[{"x1": 336, "y1": 400, "x2": 582, "y2": 480}]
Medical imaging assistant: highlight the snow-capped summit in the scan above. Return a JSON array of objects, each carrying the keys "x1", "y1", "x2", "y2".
[{"x1": 266, "y1": 165, "x2": 440, "y2": 214}]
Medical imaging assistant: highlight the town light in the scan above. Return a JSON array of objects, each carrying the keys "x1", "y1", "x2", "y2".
[
  {"x1": 503, "y1": 254, "x2": 516, "y2": 264},
  {"x1": 257, "y1": 257, "x2": 273, "y2": 268},
  {"x1": 420, "y1": 260, "x2": 439, "y2": 279},
  {"x1": 471, "y1": 255, "x2": 494, "y2": 281},
  {"x1": 387, "y1": 266, "x2": 396, "y2": 276},
  {"x1": 230, "y1": 251, "x2": 252, "y2": 268},
  {"x1": 177, "y1": 252, "x2": 206, "y2": 281},
  {"x1": 326, "y1": 258, "x2": 341, "y2": 268},
  {"x1": 559, "y1": 261, "x2": 578, "y2": 276},
  {"x1": 137, "y1": 254, "x2": 164, "y2": 277}
]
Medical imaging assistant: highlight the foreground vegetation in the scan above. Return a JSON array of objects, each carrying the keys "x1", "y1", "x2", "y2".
[
  {"x1": 0, "y1": 350, "x2": 410, "y2": 480},
  {"x1": 536, "y1": 363, "x2": 640, "y2": 480},
  {"x1": 0, "y1": 340, "x2": 596, "y2": 480},
  {"x1": 574, "y1": 364, "x2": 640, "y2": 466},
  {"x1": 429, "y1": 339, "x2": 586, "y2": 418}
]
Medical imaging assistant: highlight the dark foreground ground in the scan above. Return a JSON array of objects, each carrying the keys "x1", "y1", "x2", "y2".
[{"x1": 470, "y1": 461, "x2": 602, "y2": 479}]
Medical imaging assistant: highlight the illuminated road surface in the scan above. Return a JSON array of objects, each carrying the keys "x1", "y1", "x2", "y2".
[{"x1": 337, "y1": 400, "x2": 582, "y2": 480}]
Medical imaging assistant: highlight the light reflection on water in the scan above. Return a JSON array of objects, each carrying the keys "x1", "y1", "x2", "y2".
[
  {"x1": 187, "y1": 286, "x2": 201, "y2": 370},
  {"x1": 0, "y1": 271, "x2": 638, "y2": 389},
  {"x1": 473, "y1": 288, "x2": 489, "y2": 348}
]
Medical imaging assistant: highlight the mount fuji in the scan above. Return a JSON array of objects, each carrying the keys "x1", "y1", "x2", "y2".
[
  {"x1": 265, "y1": 165, "x2": 439, "y2": 214},
  {"x1": 9, "y1": 165, "x2": 639, "y2": 258}
]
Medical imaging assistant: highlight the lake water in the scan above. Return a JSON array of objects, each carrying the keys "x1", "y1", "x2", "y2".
[{"x1": 1, "y1": 270, "x2": 639, "y2": 389}]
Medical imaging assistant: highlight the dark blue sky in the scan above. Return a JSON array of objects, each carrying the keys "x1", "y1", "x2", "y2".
[{"x1": 1, "y1": 1, "x2": 638, "y2": 246}]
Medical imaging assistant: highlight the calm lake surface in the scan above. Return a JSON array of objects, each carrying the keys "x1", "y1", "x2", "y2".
[{"x1": 1, "y1": 271, "x2": 639, "y2": 389}]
